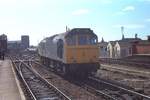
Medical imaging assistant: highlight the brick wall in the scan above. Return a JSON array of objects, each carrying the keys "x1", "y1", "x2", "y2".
[{"x1": 136, "y1": 45, "x2": 150, "y2": 54}]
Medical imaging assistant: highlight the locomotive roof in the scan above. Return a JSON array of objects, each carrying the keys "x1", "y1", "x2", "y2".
[
  {"x1": 56, "y1": 28, "x2": 96, "y2": 38},
  {"x1": 40, "y1": 28, "x2": 97, "y2": 43},
  {"x1": 66, "y1": 28, "x2": 96, "y2": 36}
]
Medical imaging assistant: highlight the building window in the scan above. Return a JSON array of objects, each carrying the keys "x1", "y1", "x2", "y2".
[
  {"x1": 129, "y1": 47, "x2": 132, "y2": 54},
  {"x1": 105, "y1": 47, "x2": 107, "y2": 51}
]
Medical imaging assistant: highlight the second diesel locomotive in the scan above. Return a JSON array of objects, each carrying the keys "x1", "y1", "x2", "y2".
[{"x1": 38, "y1": 28, "x2": 100, "y2": 78}]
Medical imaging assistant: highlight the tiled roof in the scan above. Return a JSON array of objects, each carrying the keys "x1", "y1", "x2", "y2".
[
  {"x1": 119, "y1": 38, "x2": 141, "y2": 42},
  {"x1": 117, "y1": 41, "x2": 132, "y2": 47},
  {"x1": 98, "y1": 42, "x2": 108, "y2": 46}
]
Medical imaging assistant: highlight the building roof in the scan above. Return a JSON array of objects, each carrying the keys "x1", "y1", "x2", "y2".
[
  {"x1": 119, "y1": 38, "x2": 141, "y2": 43},
  {"x1": 117, "y1": 41, "x2": 132, "y2": 47},
  {"x1": 98, "y1": 42, "x2": 108, "y2": 47},
  {"x1": 108, "y1": 41, "x2": 116, "y2": 46}
]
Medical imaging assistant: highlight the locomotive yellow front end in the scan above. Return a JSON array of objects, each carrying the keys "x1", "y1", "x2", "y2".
[
  {"x1": 64, "y1": 28, "x2": 100, "y2": 77},
  {"x1": 65, "y1": 45, "x2": 99, "y2": 64}
]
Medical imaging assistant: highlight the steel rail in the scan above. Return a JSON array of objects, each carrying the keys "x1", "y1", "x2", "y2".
[
  {"x1": 19, "y1": 62, "x2": 37, "y2": 100},
  {"x1": 10, "y1": 57, "x2": 37, "y2": 100},
  {"x1": 10, "y1": 56, "x2": 71, "y2": 100},
  {"x1": 33, "y1": 61, "x2": 117, "y2": 100},
  {"x1": 85, "y1": 84, "x2": 117, "y2": 100},
  {"x1": 89, "y1": 76, "x2": 150, "y2": 99},
  {"x1": 22, "y1": 60, "x2": 72, "y2": 100}
]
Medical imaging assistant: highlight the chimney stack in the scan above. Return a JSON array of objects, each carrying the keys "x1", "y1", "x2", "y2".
[
  {"x1": 121, "y1": 26, "x2": 125, "y2": 40},
  {"x1": 135, "y1": 33, "x2": 138, "y2": 39},
  {"x1": 66, "y1": 26, "x2": 68, "y2": 32},
  {"x1": 148, "y1": 36, "x2": 150, "y2": 41}
]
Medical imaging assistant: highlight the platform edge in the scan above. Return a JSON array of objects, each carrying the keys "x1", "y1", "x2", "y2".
[{"x1": 10, "y1": 60, "x2": 26, "y2": 100}]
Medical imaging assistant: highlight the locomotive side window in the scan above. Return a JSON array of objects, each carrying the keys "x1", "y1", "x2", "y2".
[{"x1": 57, "y1": 39, "x2": 63, "y2": 58}]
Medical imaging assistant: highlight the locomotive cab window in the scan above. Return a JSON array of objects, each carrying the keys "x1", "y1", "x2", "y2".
[
  {"x1": 78, "y1": 35, "x2": 87, "y2": 45},
  {"x1": 66, "y1": 35, "x2": 76, "y2": 45},
  {"x1": 88, "y1": 35, "x2": 97, "y2": 45},
  {"x1": 78, "y1": 34, "x2": 97, "y2": 45}
]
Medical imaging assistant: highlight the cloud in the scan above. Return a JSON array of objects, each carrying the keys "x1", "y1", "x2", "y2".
[
  {"x1": 122, "y1": 6, "x2": 135, "y2": 12},
  {"x1": 113, "y1": 24, "x2": 145, "y2": 29},
  {"x1": 72, "y1": 9, "x2": 89, "y2": 16},
  {"x1": 113, "y1": 6, "x2": 135, "y2": 16}
]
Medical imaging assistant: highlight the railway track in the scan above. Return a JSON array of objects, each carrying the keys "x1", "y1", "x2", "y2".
[
  {"x1": 11, "y1": 57, "x2": 71, "y2": 100},
  {"x1": 31, "y1": 61, "x2": 150, "y2": 100},
  {"x1": 87, "y1": 76, "x2": 150, "y2": 100},
  {"x1": 31, "y1": 61, "x2": 102, "y2": 100},
  {"x1": 34, "y1": 61, "x2": 150, "y2": 100},
  {"x1": 11, "y1": 54, "x2": 150, "y2": 100}
]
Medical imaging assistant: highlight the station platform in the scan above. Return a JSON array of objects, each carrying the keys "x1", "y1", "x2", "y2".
[{"x1": 0, "y1": 60, "x2": 24, "y2": 100}]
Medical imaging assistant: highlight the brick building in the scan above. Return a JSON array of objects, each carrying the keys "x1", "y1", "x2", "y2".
[{"x1": 134, "y1": 36, "x2": 150, "y2": 54}]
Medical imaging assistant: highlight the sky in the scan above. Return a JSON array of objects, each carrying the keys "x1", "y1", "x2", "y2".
[{"x1": 0, "y1": 0, "x2": 150, "y2": 45}]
